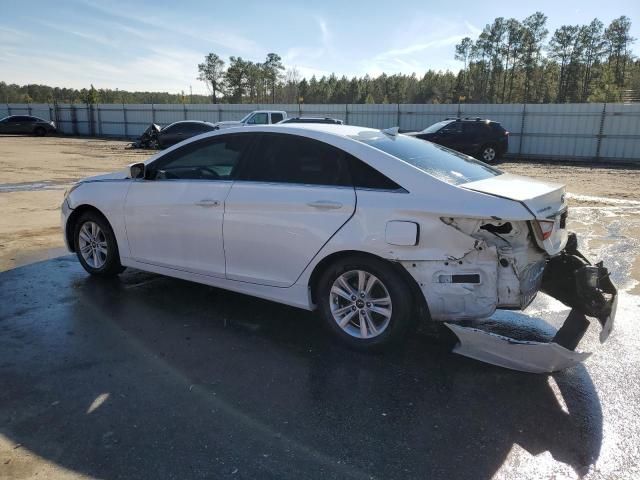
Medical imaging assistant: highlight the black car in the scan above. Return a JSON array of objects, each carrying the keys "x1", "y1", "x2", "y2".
[
  {"x1": 0, "y1": 115, "x2": 57, "y2": 136},
  {"x1": 157, "y1": 121, "x2": 217, "y2": 148},
  {"x1": 406, "y1": 118, "x2": 508, "y2": 162},
  {"x1": 279, "y1": 117, "x2": 344, "y2": 125}
]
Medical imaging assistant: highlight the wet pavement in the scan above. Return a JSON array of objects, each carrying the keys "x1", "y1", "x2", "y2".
[{"x1": 1, "y1": 204, "x2": 639, "y2": 479}]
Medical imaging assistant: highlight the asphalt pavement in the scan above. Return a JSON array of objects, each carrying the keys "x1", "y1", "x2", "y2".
[{"x1": 1, "y1": 203, "x2": 639, "y2": 479}]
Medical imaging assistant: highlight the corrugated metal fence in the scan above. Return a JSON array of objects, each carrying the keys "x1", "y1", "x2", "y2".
[{"x1": 1, "y1": 102, "x2": 639, "y2": 162}]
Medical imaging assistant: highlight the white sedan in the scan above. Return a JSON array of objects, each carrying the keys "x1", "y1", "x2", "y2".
[{"x1": 61, "y1": 124, "x2": 617, "y2": 373}]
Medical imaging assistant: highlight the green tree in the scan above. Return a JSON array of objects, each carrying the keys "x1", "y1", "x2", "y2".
[{"x1": 197, "y1": 53, "x2": 225, "y2": 103}]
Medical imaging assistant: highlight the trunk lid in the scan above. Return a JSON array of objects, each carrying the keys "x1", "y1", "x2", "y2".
[
  {"x1": 461, "y1": 173, "x2": 566, "y2": 218},
  {"x1": 461, "y1": 173, "x2": 568, "y2": 254}
]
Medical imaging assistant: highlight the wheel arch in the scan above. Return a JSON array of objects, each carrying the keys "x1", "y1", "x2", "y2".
[
  {"x1": 307, "y1": 250, "x2": 431, "y2": 322},
  {"x1": 65, "y1": 204, "x2": 113, "y2": 253}
]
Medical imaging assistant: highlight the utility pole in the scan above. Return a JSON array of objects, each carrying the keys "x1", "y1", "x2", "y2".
[{"x1": 190, "y1": 85, "x2": 193, "y2": 104}]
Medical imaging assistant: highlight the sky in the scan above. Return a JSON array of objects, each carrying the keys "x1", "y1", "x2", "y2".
[{"x1": 0, "y1": 0, "x2": 638, "y2": 94}]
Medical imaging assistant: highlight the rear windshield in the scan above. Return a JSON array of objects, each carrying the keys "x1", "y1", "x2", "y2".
[
  {"x1": 421, "y1": 120, "x2": 452, "y2": 134},
  {"x1": 350, "y1": 132, "x2": 502, "y2": 186}
]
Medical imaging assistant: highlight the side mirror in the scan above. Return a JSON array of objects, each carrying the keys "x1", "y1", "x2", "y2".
[{"x1": 129, "y1": 162, "x2": 145, "y2": 179}]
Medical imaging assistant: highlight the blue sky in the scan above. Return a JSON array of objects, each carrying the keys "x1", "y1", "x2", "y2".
[{"x1": 1, "y1": 0, "x2": 637, "y2": 94}]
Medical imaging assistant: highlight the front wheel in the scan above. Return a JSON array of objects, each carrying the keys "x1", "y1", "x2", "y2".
[
  {"x1": 34, "y1": 126, "x2": 46, "y2": 137},
  {"x1": 316, "y1": 256, "x2": 415, "y2": 351},
  {"x1": 73, "y1": 212, "x2": 125, "y2": 277}
]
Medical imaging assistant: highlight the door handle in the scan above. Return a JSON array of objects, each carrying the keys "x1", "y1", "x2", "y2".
[
  {"x1": 195, "y1": 199, "x2": 220, "y2": 207},
  {"x1": 307, "y1": 200, "x2": 343, "y2": 210}
]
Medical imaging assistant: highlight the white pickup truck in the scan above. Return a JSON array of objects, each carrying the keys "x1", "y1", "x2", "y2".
[{"x1": 214, "y1": 110, "x2": 287, "y2": 130}]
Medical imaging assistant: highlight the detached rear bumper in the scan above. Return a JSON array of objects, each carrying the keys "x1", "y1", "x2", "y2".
[{"x1": 446, "y1": 233, "x2": 617, "y2": 373}]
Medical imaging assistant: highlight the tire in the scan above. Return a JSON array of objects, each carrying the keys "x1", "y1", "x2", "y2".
[
  {"x1": 34, "y1": 126, "x2": 46, "y2": 137},
  {"x1": 73, "y1": 211, "x2": 125, "y2": 277},
  {"x1": 316, "y1": 255, "x2": 416, "y2": 352},
  {"x1": 478, "y1": 144, "x2": 497, "y2": 163}
]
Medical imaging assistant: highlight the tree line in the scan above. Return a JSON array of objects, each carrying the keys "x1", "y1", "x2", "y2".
[{"x1": 1, "y1": 12, "x2": 637, "y2": 105}]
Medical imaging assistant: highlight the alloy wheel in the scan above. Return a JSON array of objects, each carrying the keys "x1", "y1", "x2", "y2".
[
  {"x1": 482, "y1": 146, "x2": 496, "y2": 162},
  {"x1": 78, "y1": 221, "x2": 108, "y2": 269},
  {"x1": 329, "y1": 270, "x2": 392, "y2": 339}
]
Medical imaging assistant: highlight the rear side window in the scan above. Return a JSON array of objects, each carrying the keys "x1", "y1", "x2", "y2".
[
  {"x1": 242, "y1": 134, "x2": 350, "y2": 186},
  {"x1": 270, "y1": 113, "x2": 284, "y2": 123},
  {"x1": 350, "y1": 132, "x2": 502, "y2": 186},
  {"x1": 348, "y1": 156, "x2": 403, "y2": 191}
]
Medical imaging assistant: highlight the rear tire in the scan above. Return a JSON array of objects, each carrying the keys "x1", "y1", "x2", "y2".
[
  {"x1": 478, "y1": 144, "x2": 497, "y2": 163},
  {"x1": 34, "y1": 126, "x2": 46, "y2": 137},
  {"x1": 73, "y1": 211, "x2": 125, "y2": 277},
  {"x1": 316, "y1": 255, "x2": 415, "y2": 352}
]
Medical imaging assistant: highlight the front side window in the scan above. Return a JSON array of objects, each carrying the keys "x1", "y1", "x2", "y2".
[
  {"x1": 248, "y1": 113, "x2": 268, "y2": 125},
  {"x1": 241, "y1": 133, "x2": 350, "y2": 186},
  {"x1": 350, "y1": 132, "x2": 502, "y2": 186},
  {"x1": 148, "y1": 134, "x2": 250, "y2": 181}
]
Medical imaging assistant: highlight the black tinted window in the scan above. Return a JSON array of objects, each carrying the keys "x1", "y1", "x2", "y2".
[
  {"x1": 149, "y1": 134, "x2": 250, "y2": 181},
  {"x1": 243, "y1": 134, "x2": 350, "y2": 186},
  {"x1": 271, "y1": 113, "x2": 284, "y2": 123},
  {"x1": 12, "y1": 116, "x2": 31, "y2": 122},
  {"x1": 348, "y1": 156, "x2": 403, "y2": 191}
]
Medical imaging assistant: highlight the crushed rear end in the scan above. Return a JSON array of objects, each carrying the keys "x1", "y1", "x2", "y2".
[{"x1": 442, "y1": 174, "x2": 618, "y2": 373}]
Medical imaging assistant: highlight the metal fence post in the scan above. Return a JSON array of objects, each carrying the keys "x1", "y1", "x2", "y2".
[
  {"x1": 183, "y1": 103, "x2": 187, "y2": 120},
  {"x1": 27, "y1": 103, "x2": 32, "y2": 116},
  {"x1": 396, "y1": 103, "x2": 400, "y2": 127},
  {"x1": 7, "y1": 103, "x2": 11, "y2": 116},
  {"x1": 123, "y1": 103, "x2": 128, "y2": 138},
  {"x1": 345, "y1": 104, "x2": 349, "y2": 125},
  {"x1": 96, "y1": 104, "x2": 102, "y2": 136},
  {"x1": 71, "y1": 104, "x2": 78, "y2": 136},
  {"x1": 48, "y1": 104, "x2": 53, "y2": 122},
  {"x1": 87, "y1": 103, "x2": 93, "y2": 136},
  {"x1": 518, "y1": 103, "x2": 527, "y2": 158},
  {"x1": 151, "y1": 103, "x2": 156, "y2": 124},
  {"x1": 595, "y1": 102, "x2": 607, "y2": 162}
]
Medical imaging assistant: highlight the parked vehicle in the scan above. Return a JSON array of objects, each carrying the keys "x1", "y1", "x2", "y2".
[
  {"x1": 280, "y1": 117, "x2": 344, "y2": 125},
  {"x1": 0, "y1": 115, "x2": 56, "y2": 136},
  {"x1": 156, "y1": 121, "x2": 217, "y2": 148},
  {"x1": 61, "y1": 124, "x2": 616, "y2": 373},
  {"x1": 406, "y1": 118, "x2": 508, "y2": 162},
  {"x1": 214, "y1": 110, "x2": 287, "y2": 130}
]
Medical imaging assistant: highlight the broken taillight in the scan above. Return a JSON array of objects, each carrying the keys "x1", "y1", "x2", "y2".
[{"x1": 536, "y1": 220, "x2": 555, "y2": 240}]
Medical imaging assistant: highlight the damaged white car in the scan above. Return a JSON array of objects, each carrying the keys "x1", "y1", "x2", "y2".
[{"x1": 61, "y1": 124, "x2": 617, "y2": 373}]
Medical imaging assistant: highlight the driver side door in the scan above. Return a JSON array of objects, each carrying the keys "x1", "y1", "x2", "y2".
[{"x1": 124, "y1": 133, "x2": 252, "y2": 277}]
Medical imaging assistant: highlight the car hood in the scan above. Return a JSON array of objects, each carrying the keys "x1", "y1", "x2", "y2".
[
  {"x1": 461, "y1": 173, "x2": 566, "y2": 218},
  {"x1": 215, "y1": 120, "x2": 243, "y2": 128},
  {"x1": 80, "y1": 169, "x2": 130, "y2": 182}
]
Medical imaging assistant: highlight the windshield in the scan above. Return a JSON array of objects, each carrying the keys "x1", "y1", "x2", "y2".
[
  {"x1": 239, "y1": 112, "x2": 253, "y2": 123},
  {"x1": 421, "y1": 120, "x2": 452, "y2": 134},
  {"x1": 350, "y1": 132, "x2": 502, "y2": 186}
]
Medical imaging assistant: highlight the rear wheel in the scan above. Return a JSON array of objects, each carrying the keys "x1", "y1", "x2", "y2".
[
  {"x1": 479, "y1": 144, "x2": 497, "y2": 163},
  {"x1": 34, "y1": 126, "x2": 46, "y2": 137},
  {"x1": 316, "y1": 256, "x2": 415, "y2": 351},
  {"x1": 73, "y1": 211, "x2": 125, "y2": 277}
]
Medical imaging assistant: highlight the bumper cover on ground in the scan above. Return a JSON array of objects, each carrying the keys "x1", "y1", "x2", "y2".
[{"x1": 447, "y1": 233, "x2": 617, "y2": 373}]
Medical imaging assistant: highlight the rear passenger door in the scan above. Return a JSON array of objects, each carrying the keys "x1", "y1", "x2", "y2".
[{"x1": 223, "y1": 133, "x2": 356, "y2": 287}]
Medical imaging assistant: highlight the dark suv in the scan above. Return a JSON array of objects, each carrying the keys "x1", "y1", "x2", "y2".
[
  {"x1": 0, "y1": 115, "x2": 57, "y2": 136},
  {"x1": 406, "y1": 118, "x2": 508, "y2": 162}
]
